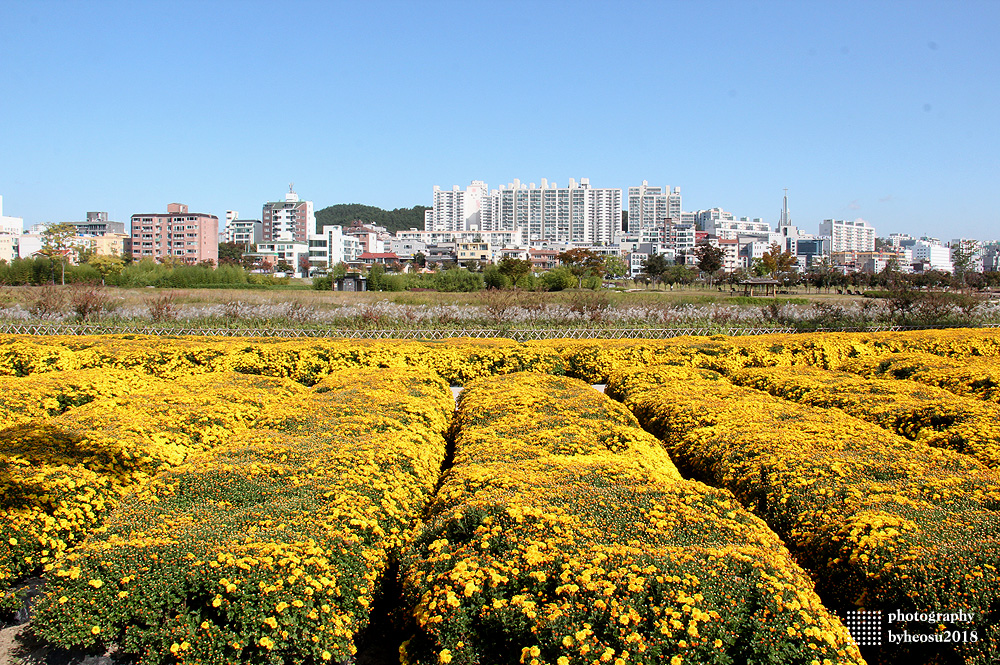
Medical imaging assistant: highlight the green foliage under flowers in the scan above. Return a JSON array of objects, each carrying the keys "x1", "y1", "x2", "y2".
[
  {"x1": 31, "y1": 368, "x2": 453, "y2": 665},
  {"x1": 398, "y1": 373, "x2": 863, "y2": 665}
]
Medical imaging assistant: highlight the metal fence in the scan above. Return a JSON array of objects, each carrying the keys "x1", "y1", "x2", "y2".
[{"x1": 2, "y1": 322, "x2": 997, "y2": 340}]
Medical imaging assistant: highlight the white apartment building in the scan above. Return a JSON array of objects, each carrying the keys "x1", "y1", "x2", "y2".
[
  {"x1": 427, "y1": 178, "x2": 622, "y2": 245},
  {"x1": 885, "y1": 233, "x2": 915, "y2": 250},
  {"x1": 912, "y1": 240, "x2": 953, "y2": 272},
  {"x1": 663, "y1": 221, "x2": 697, "y2": 252},
  {"x1": 0, "y1": 196, "x2": 24, "y2": 236},
  {"x1": 427, "y1": 181, "x2": 491, "y2": 234},
  {"x1": 627, "y1": 181, "x2": 681, "y2": 232},
  {"x1": 223, "y1": 211, "x2": 263, "y2": 246},
  {"x1": 307, "y1": 225, "x2": 362, "y2": 270},
  {"x1": 262, "y1": 187, "x2": 315, "y2": 244},
  {"x1": 694, "y1": 208, "x2": 733, "y2": 230},
  {"x1": 254, "y1": 236, "x2": 310, "y2": 276},
  {"x1": 950, "y1": 238, "x2": 983, "y2": 272},
  {"x1": 706, "y1": 217, "x2": 772, "y2": 240},
  {"x1": 819, "y1": 219, "x2": 876, "y2": 253}
]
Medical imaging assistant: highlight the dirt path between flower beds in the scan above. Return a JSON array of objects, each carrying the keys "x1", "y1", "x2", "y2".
[{"x1": 0, "y1": 621, "x2": 127, "y2": 664}]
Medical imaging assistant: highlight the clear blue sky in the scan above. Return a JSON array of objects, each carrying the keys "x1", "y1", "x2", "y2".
[{"x1": 1, "y1": 0, "x2": 997, "y2": 241}]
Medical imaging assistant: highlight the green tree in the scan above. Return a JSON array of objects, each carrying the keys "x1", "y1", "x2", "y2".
[
  {"x1": 88, "y1": 254, "x2": 125, "y2": 285},
  {"x1": 218, "y1": 242, "x2": 244, "y2": 266},
  {"x1": 483, "y1": 265, "x2": 509, "y2": 289},
  {"x1": 497, "y1": 256, "x2": 533, "y2": 288},
  {"x1": 603, "y1": 255, "x2": 628, "y2": 280},
  {"x1": 313, "y1": 204, "x2": 430, "y2": 234},
  {"x1": 951, "y1": 240, "x2": 978, "y2": 289},
  {"x1": 663, "y1": 264, "x2": 696, "y2": 287},
  {"x1": 641, "y1": 254, "x2": 670, "y2": 289},
  {"x1": 413, "y1": 251, "x2": 427, "y2": 268},
  {"x1": 558, "y1": 248, "x2": 605, "y2": 288},
  {"x1": 760, "y1": 243, "x2": 798, "y2": 279},
  {"x1": 39, "y1": 222, "x2": 78, "y2": 285},
  {"x1": 693, "y1": 243, "x2": 725, "y2": 286},
  {"x1": 367, "y1": 263, "x2": 386, "y2": 291}
]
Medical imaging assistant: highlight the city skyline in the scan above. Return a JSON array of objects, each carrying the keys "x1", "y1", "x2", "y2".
[{"x1": 1, "y1": 1, "x2": 998, "y2": 241}]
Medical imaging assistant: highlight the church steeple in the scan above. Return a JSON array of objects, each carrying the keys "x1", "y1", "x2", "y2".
[{"x1": 778, "y1": 188, "x2": 792, "y2": 228}]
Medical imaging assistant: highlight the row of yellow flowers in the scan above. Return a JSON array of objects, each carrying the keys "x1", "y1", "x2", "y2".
[
  {"x1": 838, "y1": 351, "x2": 1000, "y2": 404},
  {"x1": 31, "y1": 368, "x2": 453, "y2": 665},
  {"x1": 1, "y1": 372, "x2": 304, "y2": 599},
  {"x1": 399, "y1": 373, "x2": 863, "y2": 665},
  {"x1": 538, "y1": 329, "x2": 1000, "y2": 383},
  {"x1": 721, "y1": 365, "x2": 1000, "y2": 468},
  {"x1": 0, "y1": 368, "x2": 152, "y2": 430},
  {"x1": 3, "y1": 329, "x2": 1000, "y2": 386},
  {"x1": 608, "y1": 364, "x2": 1000, "y2": 664},
  {"x1": 0, "y1": 336, "x2": 566, "y2": 384}
]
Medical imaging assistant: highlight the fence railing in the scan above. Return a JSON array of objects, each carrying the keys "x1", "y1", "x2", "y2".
[{"x1": 1, "y1": 323, "x2": 997, "y2": 340}]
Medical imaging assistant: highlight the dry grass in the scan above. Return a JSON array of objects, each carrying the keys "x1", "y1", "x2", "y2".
[{"x1": 0, "y1": 283, "x2": 869, "y2": 311}]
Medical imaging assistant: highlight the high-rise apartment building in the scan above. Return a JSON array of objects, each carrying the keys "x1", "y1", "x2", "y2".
[
  {"x1": 130, "y1": 203, "x2": 219, "y2": 264},
  {"x1": 262, "y1": 186, "x2": 314, "y2": 243},
  {"x1": 427, "y1": 181, "x2": 491, "y2": 234},
  {"x1": 427, "y1": 178, "x2": 622, "y2": 244},
  {"x1": 627, "y1": 181, "x2": 681, "y2": 232},
  {"x1": 694, "y1": 208, "x2": 734, "y2": 230},
  {"x1": 819, "y1": 219, "x2": 876, "y2": 253}
]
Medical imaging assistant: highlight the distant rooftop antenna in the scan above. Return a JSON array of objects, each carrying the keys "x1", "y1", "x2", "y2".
[{"x1": 289, "y1": 182, "x2": 294, "y2": 193}]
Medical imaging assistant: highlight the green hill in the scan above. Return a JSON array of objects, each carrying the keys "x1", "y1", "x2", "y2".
[{"x1": 315, "y1": 204, "x2": 429, "y2": 235}]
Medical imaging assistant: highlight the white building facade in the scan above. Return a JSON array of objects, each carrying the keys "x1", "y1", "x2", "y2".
[
  {"x1": 0, "y1": 196, "x2": 25, "y2": 236},
  {"x1": 262, "y1": 187, "x2": 315, "y2": 244},
  {"x1": 819, "y1": 219, "x2": 876, "y2": 253},
  {"x1": 912, "y1": 240, "x2": 954, "y2": 272},
  {"x1": 223, "y1": 211, "x2": 263, "y2": 246},
  {"x1": 627, "y1": 181, "x2": 681, "y2": 233},
  {"x1": 427, "y1": 178, "x2": 622, "y2": 245}
]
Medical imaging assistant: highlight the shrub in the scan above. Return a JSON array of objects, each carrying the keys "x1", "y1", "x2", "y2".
[
  {"x1": 68, "y1": 283, "x2": 111, "y2": 321},
  {"x1": 28, "y1": 284, "x2": 66, "y2": 319},
  {"x1": 146, "y1": 293, "x2": 179, "y2": 322},
  {"x1": 433, "y1": 268, "x2": 483, "y2": 292}
]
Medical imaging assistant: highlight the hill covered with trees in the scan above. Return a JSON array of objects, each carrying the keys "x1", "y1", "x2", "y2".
[{"x1": 315, "y1": 204, "x2": 429, "y2": 234}]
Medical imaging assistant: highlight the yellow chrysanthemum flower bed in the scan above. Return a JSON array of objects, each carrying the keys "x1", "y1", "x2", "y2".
[
  {"x1": 541, "y1": 329, "x2": 1000, "y2": 384},
  {"x1": 609, "y1": 364, "x2": 1000, "y2": 664},
  {"x1": 840, "y1": 351, "x2": 1000, "y2": 404},
  {"x1": 0, "y1": 368, "x2": 151, "y2": 430},
  {"x1": 399, "y1": 373, "x2": 863, "y2": 665},
  {"x1": 0, "y1": 336, "x2": 566, "y2": 384},
  {"x1": 31, "y1": 368, "x2": 452, "y2": 665},
  {"x1": 722, "y1": 365, "x2": 1000, "y2": 468},
  {"x1": 1, "y1": 373, "x2": 307, "y2": 592}
]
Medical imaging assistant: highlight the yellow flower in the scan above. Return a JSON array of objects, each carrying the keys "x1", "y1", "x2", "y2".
[
  {"x1": 439, "y1": 649, "x2": 453, "y2": 664},
  {"x1": 91, "y1": 625, "x2": 101, "y2": 635},
  {"x1": 88, "y1": 579, "x2": 104, "y2": 588}
]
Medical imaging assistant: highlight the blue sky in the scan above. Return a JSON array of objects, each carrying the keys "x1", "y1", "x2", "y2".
[{"x1": 1, "y1": 0, "x2": 997, "y2": 241}]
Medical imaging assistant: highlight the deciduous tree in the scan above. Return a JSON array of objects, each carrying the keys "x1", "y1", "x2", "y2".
[
  {"x1": 39, "y1": 222, "x2": 77, "y2": 285},
  {"x1": 557, "y1": 248, "x2": 606, "y2": 288}
]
